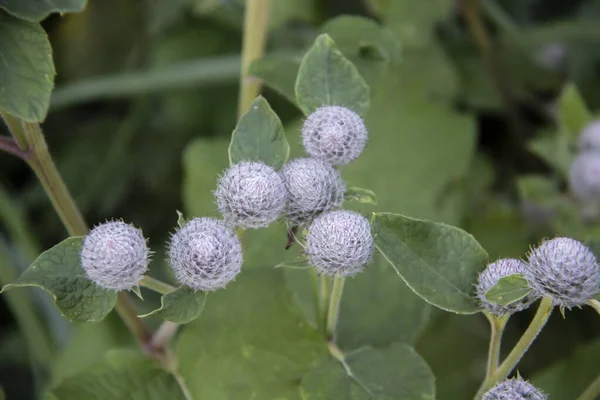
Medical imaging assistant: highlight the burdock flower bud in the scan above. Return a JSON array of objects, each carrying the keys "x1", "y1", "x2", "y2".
[
  {"x1": 81, "y1": 221, "x2": 149, "y2": 291},
  {"x1": 302, "y1": 106, "x2": 368, "y2": 165},
  {"x1": 306, "y1": 210, "x2": 373, "y2": 276},
  {"x1": 168, "y1": 217, "x2": 242, "y2": 291},
  {"x1": 569, "y1": 153, "x2": 600, "y2": 202},
  {"x1": 280, "y1": 157, "x2": 346, "y2": 226},
  {"x1": 579, "y1": 120, "x2": 600, "y2": 152},
  {"x1": 483, "y1": 377, "x2": 546, "y2": 400},
  {"x1": 215, "y1": 161, "x2": 286, "y2": 229},
  {"x1": 524, "y1": 237, "x2": 600, "y2": 309},
  {"x1": 476, "y1": 259, "x2": 538, "y2": 315}
]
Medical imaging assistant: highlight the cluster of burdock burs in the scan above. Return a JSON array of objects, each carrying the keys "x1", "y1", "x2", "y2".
[{"x1": 80, "y1": 105, "x2": 373, "y2": 293}]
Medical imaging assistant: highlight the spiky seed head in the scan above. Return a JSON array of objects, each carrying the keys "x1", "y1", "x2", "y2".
[
  {"x1": 476, "y1": 259, "x2": 539, "y2": 315},
  {"x1": 302, "y1": 106, "x2": 368, "y2": 166},
  {"x1": 482, "y1": 377, "x2": 546, "y2": 400},
  {"x1": 569, "y1": 153, "x2": 600, "y2": 202},
  {"x1": 306, "y1": 210, "x2": 373, "y2": 276},
  {"x1": 214, "y1": 161, "x2": 286, "y2": 229},
  {"x1": 81, "y1": 221, "x2": 149, "y2": 291},
  {"x1": 280, "y1": 157, "x2": 346, "y2": 226},
  {"x1": 524, "y1": 237, "x2": 600, "y2": 309},
  {"x1": 168, "y1": 217, "x2": 242, "y2": 291},
  {"x1": 579, "y1": 120, "x2": 600, "y2": 152}
]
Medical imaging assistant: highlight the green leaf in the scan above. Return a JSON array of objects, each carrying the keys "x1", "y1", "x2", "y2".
[
  {"x1": 228, "y1": 96, "x2": 290, "y2": 169},
  {"x1": 295, "y1": 34, "x2": 370, "y2": 116},
  {"x1": 372, "y1": 212, "x2": 488, "y2": 314},
  {"x1": 300, "y1": 343, "x2": 435, "y2": 399},
  {"x1": 140, "y1": 287, "x2": 207, "y2": 324},
  {"x1": 1, "y1": 237, "x2": 117, "y2": 323},
  {"x1": 249, "y1": 55, "x2": 301, "y2": 106},
  {"x1": 176, "y1": 269, "x2": 326, "y2": 399},
  {"x1": 0, "y1": 11, "x2": 55, "y2": 122},
  {"x1": 558, "y1": 83, "x2": 592, "y2": 140},
  {"x1": 49, "y1": 350, "x2": 186, "y2": 399},
  {"x1": 484, "y1": 274, "x2": 533, "y2": 307},
  {"x1": 0, "y1": 0, "x2": 86, "y2": 22},
  {"x1": 344, "y1": 187, "x2": 377, "y2": 205}
]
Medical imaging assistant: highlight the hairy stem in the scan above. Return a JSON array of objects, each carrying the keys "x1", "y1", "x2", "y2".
[
  {"x1": 238, "y1": 0, "x2": 270, "y2": 117},
  {"x1": 475, "y1": 297, "x2": 554, "y2": 398},
  {"x1": 576, "y1": 374, "x2": 600, "y2": 400},
  {"x1": 483, "y1": 312, "x2": 509, "y2": 380},
  {"x1": 151, "y1": 322, "x2": 181, "y2": 351},
  {"x1": 139, "y1": 276, "x2": 177, "y2": 295},
  {"x1": 326, "y1": 275, "x2": 345, "y2": 342},
  {"x1": 588, "y1": 299, "x2": 600, "y2": 316}
]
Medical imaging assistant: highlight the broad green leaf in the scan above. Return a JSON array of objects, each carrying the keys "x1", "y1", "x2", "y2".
[
  {"x1": 300, "y1": 342, "x2": 435, "y2": 399},
  {"x1": 0, "y1": 11, "x2": 54, "y2": 122},
  {"x1": 344, "y1": 187, "x2": 377, "y2": 205},
  {"x1": 372, "y1": 213, "x2": 488, "y2": 314},
  {"x1": 140, "y1": 287, "x2": 207, "y2": 324},
  {"x1": 1, "y1": 237, "x2": 117, "y2": 323},
  {"x1": 0, "y1": 0, "x2": 86, "y2": 22},
  {"x1": 176, "y1": 269, "x2": 326, "y2": 399},
  {"x1": 49, "y1": 350, "x2": 186, "y2": 399},
  {"x1": 229, "y1": 96, "x2": 290, "y2": 169},
  {"x1": 485, "y1": 274, "x2": 533, "y2": 306},
  {"x1": 558, "y1": 83, "x2": 592, "y2": 140},
  {"x1": 249, "y1": 55, "x2": 301, "y2": 106},
  {"x1": 295, "y1": 34, "x2": 370, "y2": 116}
]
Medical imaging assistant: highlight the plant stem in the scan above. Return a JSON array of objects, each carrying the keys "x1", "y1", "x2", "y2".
[
  {"x1": 483, "y1": 312, "x2": 509, "y2": 380},
  {"x1": 139, "y1": 276, "x2": 177, "y2": 295},
  {"x1": 475, "y1": 297, "x2": 554, "y2": 398},
  {"x1": 238, "y1": 0, "x2": 270, "y2": 117},
  {"x1": 116, "y1": 292, "x2": 152, "y2": 347},
  {"x1": 588, "y1": 299, "x2": 600, "y2": 316},
  {"x1": 308, "y1": 268, "x2": 322, "y2": 331},
  {"x1": 576, "y1": 374, "x2": 600, "y2": 400},
  {"x1": 326, "y1": 275, "x2": 345, "y2": 342},
  {"x1": 320, "y1": 274, "x2": 331, "y2": 334},
  {"x1": 151, "y1": 322, "x2": 181, "y2": 351}
]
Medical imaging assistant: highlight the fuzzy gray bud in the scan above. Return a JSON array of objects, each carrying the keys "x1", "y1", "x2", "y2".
[
  {"x1": 215, "y1": 161, "x2": 286, "y2": 229},
  {"x1": 168, "y1": 218, "x2": 242, "y2": 291},
  {"x1": 81, "y1": 221, "x2": 149, "y2": 291},
  {"x1": 483, "y1": 377, "x2": 546, "y2": 400},
  {"x1": 569, "y1": 153, "x2": 600, "y2": 202},
  {"x1": 524, "y1": 237, "x2": 600, "y2": 309},
  {"x1": 302, "y1": 106, "x2": 368, "y2": 165},
  {"x1": 280, "y1": 157, "x2": 346, "y2": 226},
  {"x1": 476, "y1": 259, "x2": 538, "y2": 315},
  {"x1": 579, "y1": 120, "x2": 600, "y2": 153},
  {"x1": 306, "y1": 210, "x2": 373, "y2": 276}
]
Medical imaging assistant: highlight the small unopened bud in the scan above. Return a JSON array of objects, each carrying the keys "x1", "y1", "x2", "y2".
[
  {"x1": 579, "y1": 120, "x2": 600, "y2": 153},
  {"x1": 524, "y1": 237, "x2": 600, "y2": 309},
  {"x1": 215, "y1": 161, "x2": 286, "y2": 229},
  {"x1": 569, "y1": 153, "x2": 600, "y2": 203},
  {"x1": 306, "y1": 210, "x2": 373, "y2": 276},
  {"x1": 280, "y1": 157, "x2": 346, "y2": 226},
  {"x1": 483, "y1": 377, "x2": 546, "y2": 400},
  {"x1": 476, "y1": 259, "x2": 538, "y2": 315},
  {"x1": 81, "y1": 221, "x2": 149, "y2": 291},
  {"x1": 302, "y1": 106, "x2": 368, "y2": 165},
  {"x1": 168, "y1": 218, "x2": 242, "y2": 291}
]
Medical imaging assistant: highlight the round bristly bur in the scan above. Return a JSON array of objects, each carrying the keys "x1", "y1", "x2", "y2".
[
  {"x1": 476, "y1": 258, "x2": 538, "y2": 316},
  {"x1": 214, "y1": 161, "x2": 286, "y2": 229},
  {"x1": 578, "y1": 120, "x2": 600, "y2": 152},
  {"x1": 524, "y1": 237, "x2": 600, "y2": 309},
  {"x1": 168, "y1": 217, "x2": 242, "y2": 291},
  {"x1": 280, "y1": 157, "x2": 346, "y2": 226},
  {"x1": 306, "y1": 210, "x2": 373, "y2": 276},
  {"x1": 569, "y1": 153, "x2": 600, "y2": 203},
  {"x1": 81, "y1": 221, "x2": 149, "y2": 291},
  {"x1": 302, "y1": 106, "x2": 368, "y2": 165},
  {"x1": 482, "y1": 377, "x2": 547, "y2": 400}
]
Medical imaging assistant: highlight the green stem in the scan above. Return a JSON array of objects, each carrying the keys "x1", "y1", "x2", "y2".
[
  {"x1": 320, "y1": 274, "x2": 331, "y2": 334},
  {"x1": 309, "y1": 269, "x2": 322, "y2": 331},
  {"x1": 588, "y1": 299, "x2": 600, "y2": 316},
  {"x1": 475, "y1": 297, "x2": 554, "y2": 398},
  {"x1": 139, "y1": 276, "x2": 177, "y2": 295},
  {"x1": 576, "y1": 374, "x2": 600, "y2": 400},
  {"x1": 238, "y1": 0, "x2": 270, "y2": 117},
  {"x1": 483, "y1": 312, "x2": 509, "y2": 379},
  {"x1": 326, "y1": 275, "x2": 345, "y2": 342}
]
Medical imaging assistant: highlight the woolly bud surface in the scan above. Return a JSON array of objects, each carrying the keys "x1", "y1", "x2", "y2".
[
  {"x1": 483, "y1": 377, "x2": 546, "y2": 400},
  {"x1": 306, "y1": 210, "x2": 373, "y2": 276},
  {"x1": 280, "y1": 157, "x2": 346, "y2": 226},
  {"x1": 476, "y1": 258, "x2": 537, "y2": 315},
  {"x1": 302, "y1": 106, "x2": 368, "y2": 165},
  {"x1": 81, "y1": 221, "x2": 149, "y2": 291},
  {"x1": 569, "y1": 153, "x2": 600, "y2": 202},
  {"x1": 524, "y1": 237, "x2": 600, "y2": 308},
  {"x1": 579, "y1": 120, "x2": 600, "y2": 152},
  {"x1": 215, "y1": 161, "x2": 286, "y2": 228},
  {"x1": 168, "y1": 218, "x2": 242, "y2": 291}
]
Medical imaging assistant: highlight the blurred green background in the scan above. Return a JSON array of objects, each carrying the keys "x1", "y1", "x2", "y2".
[{"x1": 2, "y1": 0, "x2": 600, "y2": 399}]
